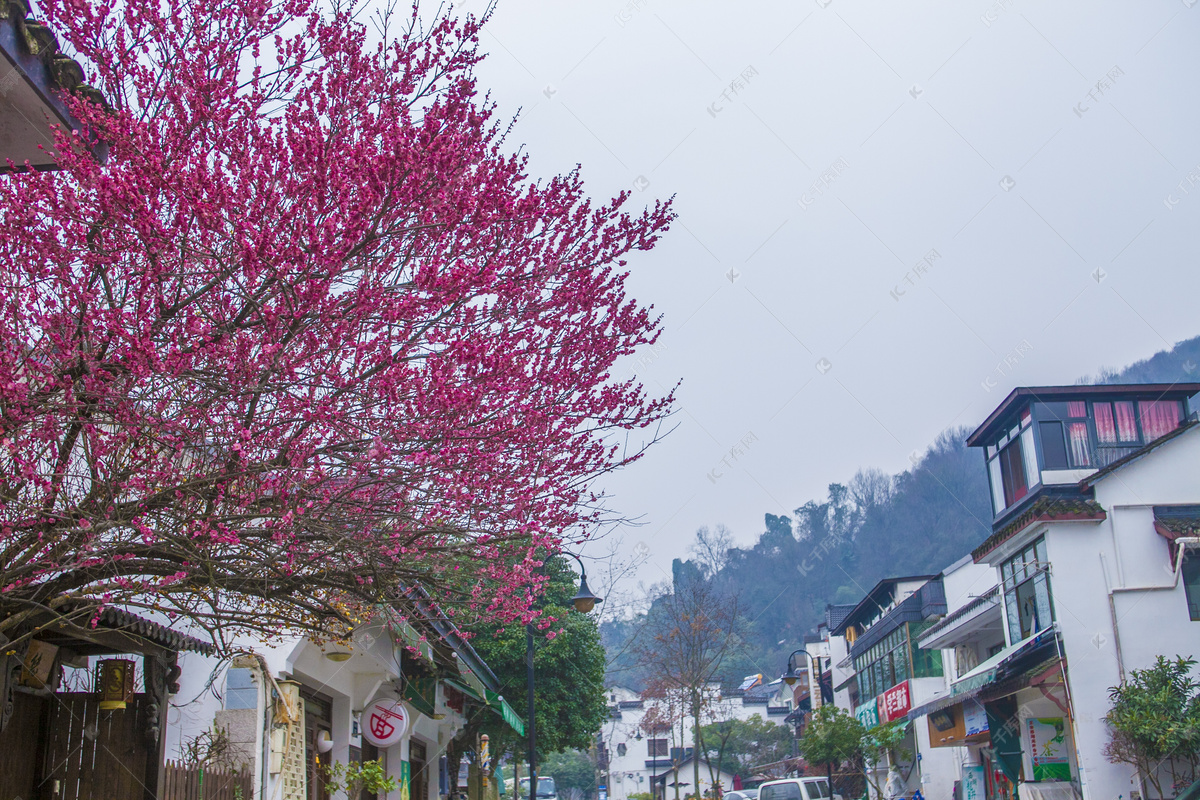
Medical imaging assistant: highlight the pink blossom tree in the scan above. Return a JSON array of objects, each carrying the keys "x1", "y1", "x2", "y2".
[{"x1": 0, "y1": 0, "x2": 674, "y2": 647}]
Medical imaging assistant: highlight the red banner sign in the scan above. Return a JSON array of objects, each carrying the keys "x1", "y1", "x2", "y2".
[{"x1": 878, "y1": 680, "x2": 911, "y2": 723}]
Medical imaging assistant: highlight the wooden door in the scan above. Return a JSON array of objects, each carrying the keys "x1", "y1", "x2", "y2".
[
  {"x1": 410, "y1": 740, "x2": 429, "y2": 800},
  {"x1": 303, "y1": 689, "x2": 333, "y2": 800}
]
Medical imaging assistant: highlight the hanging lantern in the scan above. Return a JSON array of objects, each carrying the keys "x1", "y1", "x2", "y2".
[{"x1": 96, "y1": 659, "x2": 136, "y2": 710}]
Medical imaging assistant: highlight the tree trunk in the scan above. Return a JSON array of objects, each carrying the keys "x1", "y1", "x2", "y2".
[{"x1": 692, "y1": 700, "x2": 701, "y2": 800}]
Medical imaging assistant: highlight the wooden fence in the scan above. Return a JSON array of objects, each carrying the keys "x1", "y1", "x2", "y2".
[{"x1": 162, "y1": 761, "x2": 254, "y2": 800}]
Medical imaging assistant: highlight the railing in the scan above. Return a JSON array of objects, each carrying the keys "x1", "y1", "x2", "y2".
[{"x1": 161, "y1": 761, "x2": 254, "y2": 800}]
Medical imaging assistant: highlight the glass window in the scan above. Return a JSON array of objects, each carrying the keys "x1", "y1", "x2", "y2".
[
  {"x1": 1183, "y1": 553, "x2": 1200, "y2": 622},
  {"x1": 1039, "y1": 421, "x2": 1069, "y2": 470},
  {"x1": 225, "y1": 667, "x2": 258, "y2": 710},
  {"x1": 1094, "y1": 402, "x2": 1117, "y2": 445},
  {"x1": 1002, "y1": 538, "x2": 1055, "y2": 642},
  {"x1": 1000, "y1": 439, "x2": 1027, "y2": 507},
  {"x1": 1114, "y1": 402, "x2": 1139, "y2": 442},
  {"x1": 1067, "y1": 422, "x2": 1092, "y2": 467},
  {"x1": 1140, "y1": 400, "x2": 1183, "y2": 441},
  {"x1": 761, "y1": 784, "x2": 802, "y2": 800}
]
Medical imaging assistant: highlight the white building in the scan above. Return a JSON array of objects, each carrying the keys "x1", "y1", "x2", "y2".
[
  {"x1": 952, "y1": 383, "x2": 1200, "y2": 800},
  {"x1": 169, "y1": 597, "x2": 523, "y2": 800},
  {"x1": 600, "y1": 678, "x2": 794, "y2": 800}
]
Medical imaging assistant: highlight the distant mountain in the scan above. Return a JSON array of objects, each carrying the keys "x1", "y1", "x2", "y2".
[
  {"x1": 1086, "y1": 334, "x2": 1200, "y2": 385},
  {"x1": 604, "y1": 334, "x2": 1200, "y2": 690}
]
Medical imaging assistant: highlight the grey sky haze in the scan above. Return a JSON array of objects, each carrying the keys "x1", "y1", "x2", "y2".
[{"x1": 467, "y1": 0, "x2": 1200, "y2": 593}]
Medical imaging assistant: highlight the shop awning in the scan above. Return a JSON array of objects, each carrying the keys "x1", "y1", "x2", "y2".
[
  {"x1": 443, "y1": 677, "x2": 486, "y2": 703},
  {"x1": 950, "y1": 627, "x2": 1053, "y2": 695},
  {"x1": 485, "y1": 689, "x2": 526, "y2": 737},
  {"x1": 442, "y1": 678, "x2": 524, "y2": 735}
]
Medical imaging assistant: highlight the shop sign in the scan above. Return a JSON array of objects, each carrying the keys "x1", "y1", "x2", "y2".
[
  {"x1": 363, "y1": 699, "x2": 409, "y2": 747},
  {"x1": 855, "y1": 699, "x2": 880, "y2": 728},
  {"x1": 878, "y1": 681, "x2": 911, "y2": 723},
  {"x1": 1028, "y1": 717, "x2": 1071, "y2": 781},
  {"x1": 963, "y1": 699, "x2": 988, "y2": 737},
  {"x1": 961, "y1": 766, "x2": 985, "y2": 800}
]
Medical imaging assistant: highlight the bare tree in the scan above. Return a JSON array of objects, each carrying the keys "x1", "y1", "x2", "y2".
[
  {"x1": 688, "y1": 526, "x2": 736, "y2": 580},
  {"x1": 636, "y1": 572, "x2": 740, "y2": 800}
]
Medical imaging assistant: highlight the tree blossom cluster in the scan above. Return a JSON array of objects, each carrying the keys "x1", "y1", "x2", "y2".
[{"x1": 0, "y1": 0, "x2": 674, "y2": 645}]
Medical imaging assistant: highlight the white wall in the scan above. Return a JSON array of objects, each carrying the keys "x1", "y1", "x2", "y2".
[{"x1": 988, "y1": 428, "x2": 1200, "y2": 799}]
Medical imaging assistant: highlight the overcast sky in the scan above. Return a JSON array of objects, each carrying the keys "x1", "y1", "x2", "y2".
[{"x1": 466, "y1": 0, "x2": 1200, "y2": 595}]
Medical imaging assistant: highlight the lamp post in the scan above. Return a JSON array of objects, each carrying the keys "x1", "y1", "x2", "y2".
[
  {"x1": 528, "y1": 553, "x2": 603, "y2": 800},
  {"x1": 779, "y1": 650, "x2": 810, "y2": 768}
]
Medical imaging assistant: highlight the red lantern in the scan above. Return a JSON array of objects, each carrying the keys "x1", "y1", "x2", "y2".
[{"x1": 96, "y1": 659, "x2": 136, "y2": 710}]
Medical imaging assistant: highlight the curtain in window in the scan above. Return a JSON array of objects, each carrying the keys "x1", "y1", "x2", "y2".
[
  {"x1": 1067, "y1": 401, "x2": 1087, "y2": 417},
  {"x1": 1115, "y1": 401, "x2": 1139, "y2": 442},
  {"x1": 1067, "y1": 422, "x2": 1091, "y2": 467},
  {"x1": 1139, "y1": 400, "x2": 1181, "y2": 441},
  {"x1": 1094, "y1": 403, "x2": 1116, "y2": 444}
]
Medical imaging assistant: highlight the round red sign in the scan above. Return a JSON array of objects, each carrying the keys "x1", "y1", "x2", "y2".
[{"x1": 362, "y1": 699, "x2": 408, "y2": 747}]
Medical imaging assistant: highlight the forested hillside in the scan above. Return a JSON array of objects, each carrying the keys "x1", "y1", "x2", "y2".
[{"x1": 604, "y1": 335, "x2": 1200, "y2": 690}]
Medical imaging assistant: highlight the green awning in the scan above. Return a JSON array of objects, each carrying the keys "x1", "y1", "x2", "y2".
[
  {"x1": 443, "y1": 677, "x2": 486, "y2": 703},
  {"x1": 486, "y1": 689, "x2": 525, "y2": 736},
  {"x1": 442, "y1": 678, "x2": 525, "y2": 735},
  {"x1": 952, "y1": 628, "x2": 1048, "y2": 695}
]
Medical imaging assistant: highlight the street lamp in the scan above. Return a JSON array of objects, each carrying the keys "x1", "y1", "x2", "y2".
[
  {"x1": 528, "y1": 553, "x2": 603, "y2": 800},
  {"x1": 780, "y1": 649, "x2": 809, "y2": 688}
]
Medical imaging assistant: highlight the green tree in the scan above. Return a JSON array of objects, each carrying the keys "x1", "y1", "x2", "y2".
[
  {"x1": 698, "y1": 715, "x2": 793, "y2": 778},
  {"x1": 540, "y1": 750, "x2": 598, "y2": 800},
  {"x1": 797, "y1": 707, "x2": 907, "y2": 797},
  {"x1": 1105, "y1": 655, "x2": 1200, "y2": 797},
  {"x1": 451, "y1": 556, "x2": 608, "y2": 790},
  {"x1": 797, "y1": 706, "x2": 863, "y2": 780}
]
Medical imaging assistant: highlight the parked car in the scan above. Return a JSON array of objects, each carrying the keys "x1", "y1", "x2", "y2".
[
  {"x1": 757, "y1": 777, "x2": 840, "y2": 800},
  {"x1": 725, "y1": 790, "x2": 759, "y2": 800}
]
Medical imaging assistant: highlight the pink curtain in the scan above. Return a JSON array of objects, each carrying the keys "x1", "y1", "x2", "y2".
[
  {"x1": 1067, "y1": 401, "x2": 1087, "y2": 417},
  {"x1": 1139, "y1": 400, "x2": 1181, "y2": 441},
  {"x1": 1068, "y1": 422, "x2": 1091, "y2": 467},
  {"x1": 1115, "y1": 401, "x2": 1139, "y2": 442},
  {"x1": 1094, "y1": 403, "x2": 1116, "y2": 444}
]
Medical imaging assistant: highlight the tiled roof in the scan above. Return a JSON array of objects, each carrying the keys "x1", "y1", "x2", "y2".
[
  {"x1": 2, "y1": 0, "x2": 106, "y2": 106},
  {"x1": 825, "y1": 603, "x2": 856, "y2": 632},
  {"x1": 973, "y1": 496, "x2": 1106, "y2": 562},
  {"x1": 92, "y1": 606, "x2": 214, "y2": 655}
]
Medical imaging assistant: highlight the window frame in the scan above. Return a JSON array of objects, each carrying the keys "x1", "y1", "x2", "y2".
[{"x1": 1001, "y1": 538, "x2": 1054, "y2": 642}]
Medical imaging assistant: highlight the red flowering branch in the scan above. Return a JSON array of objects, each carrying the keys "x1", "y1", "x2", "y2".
[{"x1": 0, "y1": 0, "x2": 674, "y2": 646}]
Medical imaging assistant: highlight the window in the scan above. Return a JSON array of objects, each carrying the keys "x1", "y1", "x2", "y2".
[
  {"x1": 908, "y1": 621, "x2": 944, "y2": 678},
  {"x1": 1000, "y1": 440, "x2": 1027, "y2": 507},
  {"x1": 1039, "y1": 402, "x2": 1093, "y2": 468},
  {"x1": 1039, "y1": 421, "x2": 1070, "y2": 469},
  {"x1": 1140, "y1": 400, "x2": 1183, "y2": 441},
  {"x1": 760, "y1": 783, "x2": 802, "y2": 800},
  {"x1": 804, "y1": 779, "x2": 831, "y2": 799},
  {"x1": 988, "y1": 410, "x2": 1040, "y2": 514},
  {"x1": 1002, "y1": 538, "x2": 1054, "y2": 642},
  {"x1": 1183, "y1": 552, "x2": 1200, "y2": 622},
  {"x1": 648, "y1": 739, "x2": 668, "y2": 757},
  {"x1": 617, "y1": 743, "x2": 627, "y2": 757},
  {"x1": 854, "y1": 626, "x2": 914, "y2": 700},
  {"x1": 225, "y1": 667, "x2": 258, "y2": 710}
]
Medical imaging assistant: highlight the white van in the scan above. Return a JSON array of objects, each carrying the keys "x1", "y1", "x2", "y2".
[{"x1": 756, "y1": 777, "x2": 840, "y2": 800}]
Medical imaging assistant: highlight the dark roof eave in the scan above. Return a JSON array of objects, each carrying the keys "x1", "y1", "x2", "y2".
[
  {"x1": 830, "y1": 575, "x2": 939, "y2": 635},
  {"x1": 972, "y1": 497, "x2": 1107, "y2": 562},
  {"x1": 966, "y1": 384, "x2": 1200, "y2": 448}
]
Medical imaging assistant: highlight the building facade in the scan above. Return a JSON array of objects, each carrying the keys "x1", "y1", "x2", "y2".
[{"x1": 951, "y1": 383, "x2": 1200, "y2": 799}]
